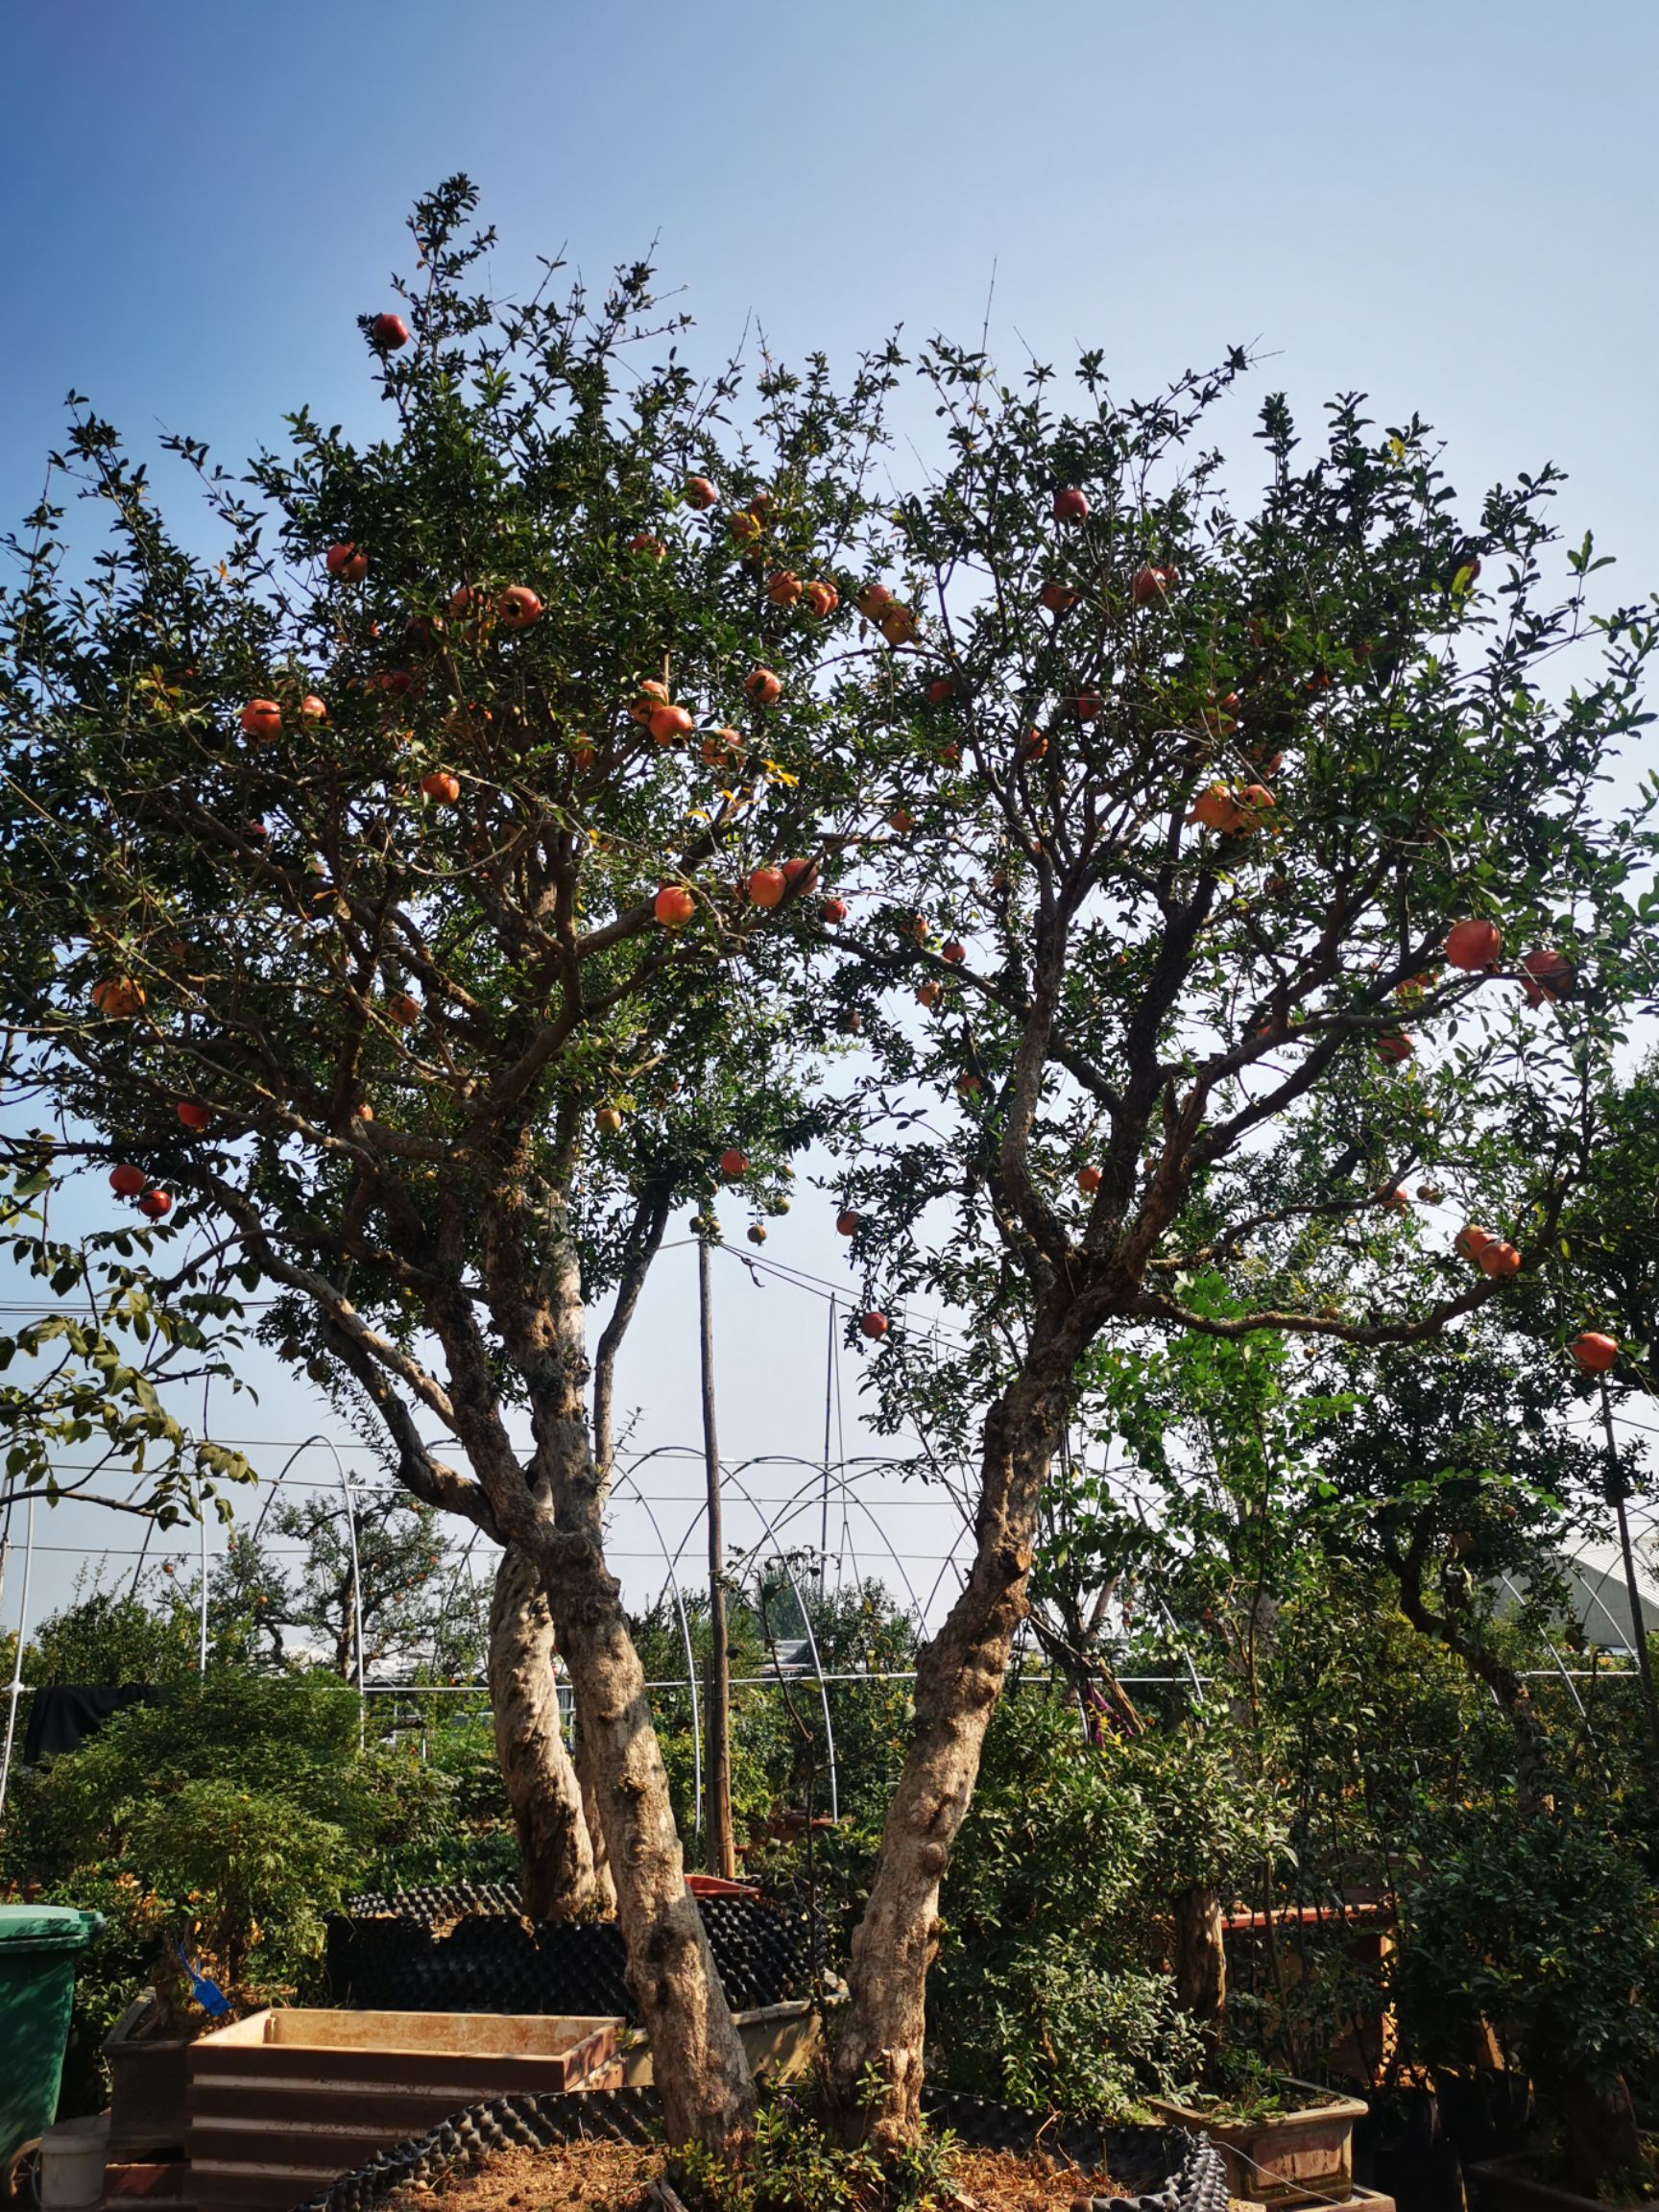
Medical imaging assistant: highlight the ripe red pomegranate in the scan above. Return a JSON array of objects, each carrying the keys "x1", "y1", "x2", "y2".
[
  {"x1": 745, "y1": 668, "x2": 782, "y2": 707},
  {"x1": 926, "y1": 678, "x2": 957, "y2": 706},
  {"x1": 1570, "y1": 1331, "x2": 1619, "y2": 1373},
  {"x1": 92, "y1": 979, "x2": 145, "y2": 1019},
  {"x1": 1479, "y1": 1239, "x2": 1522, "y2": 1279},
  {"x1": 836, "y1": 1209, "x2": 862, "y2": 1236},
  {"x1": 138, "y1": 1190, "x2": 173, "y2": 1221},
  {"x1": 820, "y1": 897, "x2": 849, "y2": 926},
  {"x1": 942, "y1": 939, "x2": 966, "y2": 964},
  {"x1": 1446, "y1": 918, "x2": 1503, "y2": 972},
  {"x1": 629, "y1": 533, "x2": 667, "y2": 562},
  {"x1": 175, "y1": 1101, "x2": 212, "y2": 1131},
  {"x1": 1374, "y1": 1032, "x2": 1415, "y2": 1066},
  {"x1": 325, "y1": 543, "x2": 368, "y2": 582},
  {"x1": 386, "y1": 993, "x2": 421, "y2": 1026},
  {"x1": 859, "y1": 1311, "x2": 889, "y2": 1340},
  {"x1": 766, "y1": 570, "x2": 803, "y2": 607},
  {"x1": 370, "y1": 313, "x2": 410, "y2": 350},
  {"x1": 1038, "y1": 581, "x2": 1076, "y2": 614},
  {"x1": 630, "y1": 680, "x2": 670, "y2": 724},
  {"x1": 684, "y1": 475, "x2": 718, "y2": 509},
  {"x1": 888, "y1": 808, "x2": 916, "y2": 835},
  {"x1": 804, "y1": 581, "x2": 839, "y2": 617},
  {"x1": 1071, "y1": 693, "x2": 1103, "y2": 722},
  {"x1": 1455, "y1": 1224, "x2": 1496, "y2": 1262},
  {"x1": 781, "y1": 858, "x2": 819, "y2": 896},
  {"x1": 1052, "y1": 487, "x2": 1090, "y2": 523},
  {"x1": 109, "y1": 1165, "x2": 146, "y2": 1198},
  {"x1": 496, "y1": 586, "x2": 542, "y2": 630},
  {"x1": 655, "y1": 884, "x2": 697, "y2": 928},
  {"x1": 649, "y1": 704, "x2": 695, "y2": 746},
  {"x1": 239, "y1": 699, "x2": 281, "y2": 741},
  {"x1": 299, "y1": 694, "x2": 327, "y2": 724},
  {"x1": 1190, "y1": 784, "x2": 1244, "y2": 833},
  {"x1": 420, "y1": 771, "x2": 461, "y2": 805},
  {"x1": 1077, "y1": 1166, "x2": 1103, "y2": 1195},
  {"x1": 857, "y1": 584, "x2": 892, "y2": 619},
  {"x1": 719, "y1": 1148, "x2": 749, "y2": 1179},
  {"x1": 748, "y1": 867, "x2": 787, "y2": 909},
  {"x1": 1130, "y1": 565, "x2": 1175, "y2": 609},
  {"x1": 1521, "y1": 949, "x2": 1575, "y2": 1003},
  {"x1": 879, "y1": 605, "x2": 920, "y2": 646}
]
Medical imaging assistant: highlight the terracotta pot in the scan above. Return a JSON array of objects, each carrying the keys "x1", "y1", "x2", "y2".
[{"x1": 1150, "y1": 2078, "x2": 1369, "y2": 2202}]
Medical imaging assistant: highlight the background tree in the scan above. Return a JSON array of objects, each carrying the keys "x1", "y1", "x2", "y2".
[{"x1": 815, "y1": 349, "x2": 1657, "y2": 2143}]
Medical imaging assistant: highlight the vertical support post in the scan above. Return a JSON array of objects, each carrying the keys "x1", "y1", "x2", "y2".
[
  {"x1": 1599, "y1": 1375, "x2": 1659, "y2": 1758},
  {"x1": 698, "y1": 1238, "x2": 736, "y2": 1881},
  {"x1": 821, "y1": 1295, "x2": 835, "y2": 1596},
  {"x1": 0, "y1": 1500, "x2": 36, "y2": 1819},
  {"x1": 198, "y1": 1501, "x2": 209, "y2": 1675}
]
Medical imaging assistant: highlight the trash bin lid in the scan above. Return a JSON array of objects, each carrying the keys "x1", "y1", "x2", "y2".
[{"x1": 0, "y1": 1904, "x2": 102, "y2": 1949}]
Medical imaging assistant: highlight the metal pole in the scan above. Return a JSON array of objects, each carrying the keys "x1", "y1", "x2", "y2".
[
  {"x1": 198, "y1": 1500, "x2": 209, "y2": 1674},
  {"x1": 698, "y1": 1239, "x2": 736, "y2": 1880},
  {"x1": 1599, "y1": 1374, "x2": 1659, "y2": 1758},
  {"x1": 0, "y1": 1501, "x2": 36, "y2": 1819},
  {"x1": 820, "y1": 1295, "x2": 834, "y2": 1596}
]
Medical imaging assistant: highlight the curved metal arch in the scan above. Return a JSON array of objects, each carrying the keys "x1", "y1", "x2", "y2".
[
  {"x1": 1493, "y1": 1569, "x2": 1589, "y2": 1724},
  {"x1": 714, "y1": 1451, "x2": 934, "y2": 1630},
  {"x1": 717, "y1": 1462, "x2": 840, "y2": 1824}
]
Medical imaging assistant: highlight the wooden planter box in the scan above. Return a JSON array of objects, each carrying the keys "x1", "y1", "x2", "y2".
[
  {"x1": 1151, "y1": 2080, "x2": 1369, "y2": 2204},
  {"x1": 1470, "y1": 2152, "x2": 1659, "y2": 2212},
  {"x1": 186, "y1": 2005, "x2": 621, "y2": 2212}
]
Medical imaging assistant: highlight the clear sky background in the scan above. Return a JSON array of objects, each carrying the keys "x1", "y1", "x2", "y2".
[{"x1": 2, "y1": 0, "x2": 1656, "y2": 1638}]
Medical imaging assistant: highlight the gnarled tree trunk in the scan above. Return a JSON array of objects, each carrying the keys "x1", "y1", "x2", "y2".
[
  {"x1": 468, "y1": 1190, "x2": 756, "y2": 2153},
  {"x1": 489, "y1": 1542, "x2": 597, "y2": 1920},
  {"x1": 829, "y1": 1358, "x2": 1070, "y2": 2152},
  {"x1": 1171, "y1": 1885, "x2": 1227, "y2": 2047}
]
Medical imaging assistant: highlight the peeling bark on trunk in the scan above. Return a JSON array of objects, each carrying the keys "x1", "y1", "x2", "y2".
[
  {"x1": 466, "y1": 1190, "x2": 755, "y2": 2153},
  {"x1": 829, "y1": 1359, "x2": 1068, "y2": 2152},
  {"x1": 1171, "y1": 1885, "x2": 1227, "y2": 2048},
  {"x1": 489, "y1": 1542, "x2": 596, "y2": 1921},
  {"x1": 574, "y1": 1721, "x2": 618, "y2": 1916}
]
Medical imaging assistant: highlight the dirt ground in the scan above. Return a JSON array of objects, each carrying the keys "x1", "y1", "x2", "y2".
[{"x1": 382, "y1": 2134, "x2": 1133, "y2": 2212}]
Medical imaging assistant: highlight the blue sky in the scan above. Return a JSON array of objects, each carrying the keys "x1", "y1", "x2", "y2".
[{"x1": 2, "y1": 0, "x2": 1656, "y2": 1631}]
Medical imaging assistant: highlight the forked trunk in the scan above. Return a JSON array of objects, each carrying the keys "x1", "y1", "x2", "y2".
[
  {"x1": 470, "y1": 1193, "x2": 755, "y2": 2152},
  {"x1": 830, "y1": 1364, "x2": 1066, "y2": 2152},
  {"x1": 488, "y1": 1543, "x2": 597, "y2": 1920}
]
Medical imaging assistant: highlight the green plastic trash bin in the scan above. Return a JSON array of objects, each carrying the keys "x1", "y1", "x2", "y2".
[{"x1": 0, "y1": 1905, "x2": 104, "y2": 2171}]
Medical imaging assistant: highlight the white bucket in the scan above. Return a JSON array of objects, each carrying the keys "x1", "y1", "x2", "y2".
[{"x1": 40, "y1": 2112, "x2": 108, "y2": 2208}]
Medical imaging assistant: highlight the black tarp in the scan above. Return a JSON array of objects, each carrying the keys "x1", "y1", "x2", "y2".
[{"x1": 22, "y1": 1683, "x2": 156, "y2": 1762}]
